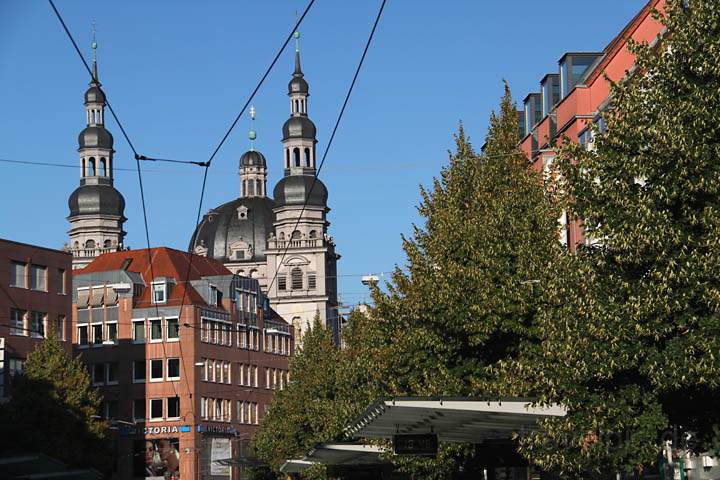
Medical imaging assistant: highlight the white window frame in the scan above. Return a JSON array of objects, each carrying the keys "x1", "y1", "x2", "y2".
[
  {"x1": 200, "y1": 397, "x2": 208, "y2": 420},
  {"x1": 105, "y1": 321, "x2": 118, "y2": 345},
  {"x1": 148, "y1": 317, "x2": 163, "y2": 343},
  {"x1": 167, "y1": 397, "x2": 181, "y2": 420},
  {"x1": 90, "y1": 321, "x2": 103, "y2": 346},
  {"x1": 77, "y1": 325, "x2": 89, "y2": 348},
  {"x1": 149, "y1": 359, "x2": 164, "y2": 383},
  {"x1": 10, "y1": 309, "x2": 25, "y2": 336},
  {"x1": 132, "y1": 319, "x2": 146, "y2": 344},
  {"x1": 151, "y1": 281, "x2": 167, "y2": 304},
  {"x1": 209, "y1": 284, "x2": 218, "y2": 306},
  {"x1": 149, "y1": 398, "x2": 164, "y2": 422},
  {"x1": 106, "y1": 362, "x2": 119, "y2": 385},
  {"x1": 166, "y1": 317, "x2": 180, "y2": 342},
  {"x1": 132, "y1": 360, "x2": 146, "y2": 383},
  {"x1": 167, "y1": 358, "x2": 180, "y2": 381}
]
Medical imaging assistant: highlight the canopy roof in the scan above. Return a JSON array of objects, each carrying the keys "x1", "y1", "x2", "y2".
[
  {"x1": 279, "y1": 444, "x2": 387, "y2": 473},
  {"x1": 344, "y1": 397, "x2": 567, "y2": 444}
]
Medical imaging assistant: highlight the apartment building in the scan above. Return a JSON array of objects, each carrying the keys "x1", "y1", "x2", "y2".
[
  {"x1": 0, "y1": 238, "x2": 72, "y2": 399},
  {"x1": 518, "y1": 0, "x2": 666, "y2": 248},
  {"x1": 71, "y1": 247, "x2": 292, "y2": 479}
]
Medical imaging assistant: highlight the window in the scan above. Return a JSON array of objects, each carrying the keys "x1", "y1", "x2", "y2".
[
  {"x1": 150, "y1": 359, "x2": 163, "y2": 382},
  {"x1": 92, "y1": 323, "x2": 103, "y2": 344},
  {"x1": 10, "y1": 262, "x2": 25, "y2": 288},
  {"x1": 201, "y1": 397, "x2": 208, "y2": 420},
  {"x1": 8, "y1": 358, "x2": 25, "y2": 376},
  {"x1": 57, "y1": 269, "x2": 66, "y2": 294},
  {"x1": 166, "y1": 318, "x2": 179, "y2": 340},
  {"x1": 132, "y1": 320, "x2": 146, "y2": 343},
  {"x1": 133, "y1": 360, "x2": 146, "y2": 383},
  {"x1": 278, "y1": 275, "x2": 287, "y2": 291},
  {"x1": 291, "y1": 267, "x2": 303, "y2": 290},
  {"x1": 29, "y1": 265, "x2": 46, "y2": 291},
  {"x1": 167, "y1": 397, "x2": 180, "y2": 419},
  {"x1": 55, "y1": 315, "x2": 65, "y2": 340},
  {"x1": 223, "y1": 362, "x2": 230, "y2": 384},
  {"x1": 92, "y1": 363, "x2": 105, "y2": 385},
  {"x1": 151, "y1": 282, "x2": 166, "y2": 304},
  {"x1": 106, "y1": 362, "x2": 118, "y2": 384},
  {"x1": 150, "y1": 399, "x2": 163, "y2": 421},
  {"x1": 106, "y1": 322, "x2": 118, "y2": 344},
  {"x1": 167, "y1": 358, "x2": 180, "y2": 380},
  {"x1": 105, "y1": 400, "x2": 118, "y2": 420},
  {"x1": 308, "y1": 274, "x2": 316, "y2": 290},
  {"x1": 132, "y1": 399, "x2": 146, "y2": 421},
  {"x1": 10, "y1": 309, "x2": 25, "y2": 336},
  {"x1": 78, "y1": 325, "x2": 88, "y2": 346},
  {"x1": 209, "y1": 285, "x2": 218, "y2": 306},
  {"x1": 214, "y1": 399, "x2": 222, "y2": 421},
  {"x1": 30, "y1": 311, "x2": 45, "y2": 338},
  {"x1": 149, "y1": 319, "x2": 162, "y2": 342}
]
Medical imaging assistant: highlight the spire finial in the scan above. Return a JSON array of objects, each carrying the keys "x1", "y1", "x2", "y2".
[
  {"x1": 91, "y1": 21, "x2": 98, "y2": 81},
  {"x1": 248, "y1": 105, "x2": 257, "y2": 151},
  {"x1": 294, "y1": 10, "x2": 301, "y2": 53}
]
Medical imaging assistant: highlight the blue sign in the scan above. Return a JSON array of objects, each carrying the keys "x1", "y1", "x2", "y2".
[{"x1": 180, "y1": 425, "x2": 191, "y2": 433}]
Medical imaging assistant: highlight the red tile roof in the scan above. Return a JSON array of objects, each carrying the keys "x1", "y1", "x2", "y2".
[{"x1": 75, "y1": 247, "x2": 232, "y2": 308}]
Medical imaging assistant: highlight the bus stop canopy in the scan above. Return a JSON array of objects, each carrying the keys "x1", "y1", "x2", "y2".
[
  {"x1": 344, "y1": 397, "x2": 566, "y2": 443},
  {"x1": 280, "y1": 444, "x2": 387, "y2": 473}
]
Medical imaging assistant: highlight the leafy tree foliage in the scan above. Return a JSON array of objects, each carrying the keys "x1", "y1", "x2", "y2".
[
  {"x1": 512, "y1": 0, "x2": 720, "y2": 475},
  {"x1": 0, "y1": 330, "x2": 111, "y2": 472}
]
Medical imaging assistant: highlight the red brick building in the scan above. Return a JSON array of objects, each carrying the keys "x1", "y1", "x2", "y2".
[
  {"x1": 0, "y1": 238, "x2": 72, "y2": 399},
  {"x1": 72, "y1": 247, "x2": 293, "y2": 479},
  {"x1": 518, "y1": 0, "x2": 666, "y2": 248}
]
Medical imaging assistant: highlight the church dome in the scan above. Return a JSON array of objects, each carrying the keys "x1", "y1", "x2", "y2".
[
  {"x1": 78, "y1": 126, "x2": 113, "y2": 149},
  {"x1": 189, "y1": 196, "x2": 275, "y2": 263},
  {"x1": 289, "y1": 75, "x2": 309, "y2": 95},
  {"x1": 282, "y1": 116, "x2": 316, "y2": 141},
  {"x1": 84, "y1": 84, "x2": 106, "y2": 104},
  {"x1": 239, "y1": 150, "x2": 267, "y2": 169},
  {"x1": 68, "y1": 182, "x2": 125, "y2": 218},
  {"x1": 273, "y1": 175, "x2": 327, "y2": 207}
]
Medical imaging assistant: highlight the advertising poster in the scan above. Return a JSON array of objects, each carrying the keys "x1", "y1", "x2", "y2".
[{"x1": 210, "y1": 438, "x2": 232, "y2": 476}]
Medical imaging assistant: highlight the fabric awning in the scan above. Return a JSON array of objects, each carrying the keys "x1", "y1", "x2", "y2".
[
  {"x1": 89, "y1": 287, "x2": 104, "y2": 307},
  {"x1": 106, "y1": 288, "x2": 119, "y2": 305},
  {"x1": 77, "y1": 288, "x2": 90, "y2": 308},
  {"x1": 344, "y1": 397, "x2": 566, "y2": 444}
]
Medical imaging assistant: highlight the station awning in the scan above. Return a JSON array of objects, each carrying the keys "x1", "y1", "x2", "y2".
[
  {"x1": 280, "y1": 459, "x2": 317, "y2": 473},
  {"x1": 344, "y1": 397, "x2": 566, "y2": 443},
  {"x1": 279, "y1": 443, "x2": 388, "y2": 473}
]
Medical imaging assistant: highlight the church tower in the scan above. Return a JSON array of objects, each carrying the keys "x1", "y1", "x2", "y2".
[
  {"x1": 67, "y1": 32, "x2": 126, "y2": 269},
  {"x1": 266, "y1": 34, "x2": 341, "y2": 343}
]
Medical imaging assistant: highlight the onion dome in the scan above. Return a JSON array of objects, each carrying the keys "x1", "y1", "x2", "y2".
[
  {"x1": 189, "y1": 196, "x2": 276, "y2": 262},
  {"x1": 282, "y1": 116, "x2": 316, "y2": 141},
  {"x1": 78, "y1": 126, "x2": 114, "y2": 149},
  {"x1": 273, "y1": 175, "x2": 327, "y2": 207},
  {"x1": 239, "y1": 150, "x2": 267, "y2": 169},
  {"x1": 68, "y1": 180, "x2": 126, "y2": 217},
  {"x1": 84, "y1": 83, "x2": 106, "y2": 104}
]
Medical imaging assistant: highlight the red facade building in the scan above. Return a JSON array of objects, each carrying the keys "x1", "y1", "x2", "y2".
[
  {"x1": 71, "y1": 247, "x2": 293, "y2": 479},
  {"x1": 518, "y1": 0, "x2": 666, "y2": 248},
  {"x1": 0, "y1": 238, "x2": 72, "y2": 399}
]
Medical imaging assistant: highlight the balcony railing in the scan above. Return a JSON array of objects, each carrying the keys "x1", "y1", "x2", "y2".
[
  {"x1": 268, "y1": 238, "x2": 324, "y2": 249},
  {"x1": 70, "y1": 247, "x2": 119, "y2": 258}
]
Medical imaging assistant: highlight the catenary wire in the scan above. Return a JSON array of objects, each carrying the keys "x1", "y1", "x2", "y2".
[{"x1": 266, "y1": 0, "x2": 388, "y2": 295}]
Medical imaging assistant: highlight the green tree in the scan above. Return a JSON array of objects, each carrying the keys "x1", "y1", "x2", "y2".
[
  {"x1": 252, "y1": 316, "x2": 343, "y2": 475},
  {"x1": 0, "y1": 329, "x2": 111, "y2": 471},
  {"x1": 515, "y1": 0, "x2": 720, "y2": 475}
]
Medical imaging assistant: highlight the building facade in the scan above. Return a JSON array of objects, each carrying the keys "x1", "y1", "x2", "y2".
[
  {"x1": 71, "y1": 247, "x2": 292, "y2": 479},
  {"x1": 0, "y1": 238, "x2": 72, "y2": 399},
  {"x1": 66, "y1": 48, "x2": 127, "y2": 269},
  {"x1": 517, "y1": 0, "x2": 666, "y2": 248},
  {"x1": 190, "y1": 43, "x2": 340, "y2": 343}
]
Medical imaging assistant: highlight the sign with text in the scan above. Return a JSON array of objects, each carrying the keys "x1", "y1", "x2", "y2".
[{"x1": 393, "y1": 433, "x2": 438, "y2": 456}]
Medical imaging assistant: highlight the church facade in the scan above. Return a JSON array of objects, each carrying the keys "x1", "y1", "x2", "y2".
[{"x1": 189, "y1": 47, "x2": 341, "y2": 342}]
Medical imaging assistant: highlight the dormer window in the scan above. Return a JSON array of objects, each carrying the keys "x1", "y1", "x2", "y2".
[
  {"x1": 209, "y1": 285, "x2": 219, "y2": 306},
  {"x1": 151, "y1": 281, "x2": 167, "y2": 304}
]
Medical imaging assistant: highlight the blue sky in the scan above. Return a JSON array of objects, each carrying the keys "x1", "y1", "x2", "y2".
[{"x1": 0, "y1": 0, "x2": 644, "y2": 306}]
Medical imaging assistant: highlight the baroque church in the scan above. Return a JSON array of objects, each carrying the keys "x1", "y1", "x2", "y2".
[{"x1": 66, "y1": 38, "x2": 340, "y2": 340}]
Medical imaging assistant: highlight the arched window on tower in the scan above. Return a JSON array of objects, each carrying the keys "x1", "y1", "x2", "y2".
[
  {"x1": 294, "y1": 99, "x2": 299, "y2": 113},
  {"x1": 242, "y1": 180, "x2": 246, "y2": 197},
  {"x1": 88, "y1": 158, "x2": 96, "y2": 176},
  {"x1": 100, "y1": 158, "x2": 107, "y2": 176},
  {"x1": 291, "y1": 230, "x2": 301, "y2": 240},
  {"x1": 304, "y1": 148, "x2": 311, "y2": 167},
  {"x1": 248, "y1": 180, "x2": 255, "y2": 196},
  {"x1": 256, "y1": 179, "x2": 262, "y2": 197},
  {"x1": 85, "y1": 239, "x2": 96, "y2": 249},
  {"x1": 81, "y1": 158, "x2": 86, "y2": 178},
  {"x1": 308, "y1": 230, "x2": 317, "y2": 239},
  {"x1": 291, "y1": 267, "x2": 303, "y2": 290},
  {"x1": 279, "y1": 232, "x2": 285, "y2": 241},
  {"x1": 285, "y1": 149, "x2": 290, "y2": 169},
  {"x1": 293, "y1": 148, "x2": 301, "y2": 167},
  {"x1": 103, "y1": 239, "x2": 112, "y2": 249}
]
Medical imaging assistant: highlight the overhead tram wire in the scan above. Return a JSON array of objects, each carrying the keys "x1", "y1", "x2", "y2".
[
  {"x1": 175, "y1": 0, "x2": 316, "y2": 333},
  {"x1": 48, "y1": 1, "x2": 185, "y2": 401},
  {"x1": 266, "y1": 0, "x2": 389, "y2": 295}
]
